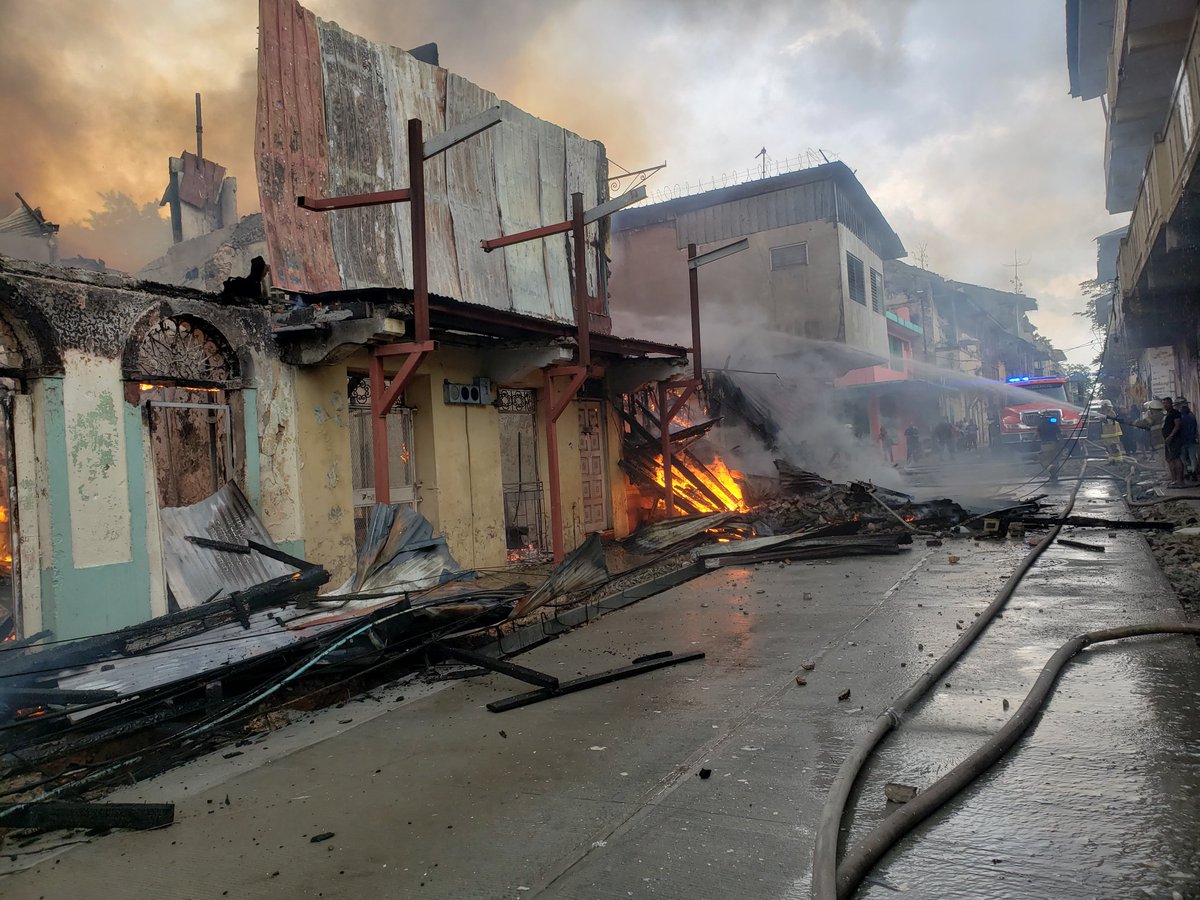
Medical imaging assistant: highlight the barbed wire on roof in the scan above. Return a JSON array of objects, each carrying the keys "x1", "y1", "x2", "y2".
[{"x1": 645, "y1": 149, "x2": 840, "y2": 204}]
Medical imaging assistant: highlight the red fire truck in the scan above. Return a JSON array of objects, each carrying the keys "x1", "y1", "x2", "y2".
[{"x1": 998, "y1": 375, "x2": 1083, "y2": 449}]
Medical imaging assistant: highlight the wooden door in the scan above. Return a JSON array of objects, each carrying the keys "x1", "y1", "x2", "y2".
[{"x1": 578, "y1": 401, "x2": 610, "y2": 532}]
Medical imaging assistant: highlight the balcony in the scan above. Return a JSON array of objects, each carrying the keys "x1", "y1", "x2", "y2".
[{"x1": 1118, "y1": 6, "x2": 1200, "y2": 298}]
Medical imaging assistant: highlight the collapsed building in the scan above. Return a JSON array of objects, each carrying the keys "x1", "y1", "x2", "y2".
[{"x1": 0, "y1": 0, "x2": 695, "y2": 642}]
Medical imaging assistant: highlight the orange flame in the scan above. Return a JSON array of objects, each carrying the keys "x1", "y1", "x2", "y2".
[{"x1": 650, "y1": 453, "x2": 747, "y2": 513}]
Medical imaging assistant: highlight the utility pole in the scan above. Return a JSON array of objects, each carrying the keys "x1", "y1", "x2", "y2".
[
  {"x1": 195, "y1": 93, "x2": 203, "y2": 160},
  {"x1": 755, "y1": 147, "x2": 767, "y2": 179}
]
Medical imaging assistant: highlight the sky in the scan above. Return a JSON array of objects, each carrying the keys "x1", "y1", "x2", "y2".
[{"x1": 0, "y1": 0, "x2": 1123, "y2": 364}]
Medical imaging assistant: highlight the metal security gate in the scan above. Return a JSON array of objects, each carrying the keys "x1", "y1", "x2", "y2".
[{"x1": 499, "y1": 388, "x2": 545, "y2": 558}]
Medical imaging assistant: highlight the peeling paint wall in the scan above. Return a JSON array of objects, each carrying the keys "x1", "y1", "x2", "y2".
[
  {"x1": 404, "y1": 351, "x2": 506, "y2": 570},
  {"x1": 293, "y1": 365, "x2": 355, "y2": 586},
  {"x1": 0, "y1": 258, "x2": 302, "y2": 638},
  {"x1": 61, "y1": 352, "x2": 131, "y2": 569}
]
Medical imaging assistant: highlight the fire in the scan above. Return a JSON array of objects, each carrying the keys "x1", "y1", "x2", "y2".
[
  {"x1": 507, "y1": 542, "x2": 542, "y2": 563},
  {"x1": 649, "y1": 453, "x2": 747, "y2": 514}
]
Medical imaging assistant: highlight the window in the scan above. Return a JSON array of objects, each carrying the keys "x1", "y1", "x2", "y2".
[
  {"x1": 770, "y1": 242, "x2": 808, "y2": 269},
  {"x1": 846, "y1": 253, "x2": 866, "y2": 305},
  {"x1": 889, "y1": 335, "x2": 906, "y2": 370},
  {"x1": 348, "y1": 375, "x2": 417, "y2": 547},
  {"x1": 870, "y1": 268, "x2": 884, "y2": 313}
]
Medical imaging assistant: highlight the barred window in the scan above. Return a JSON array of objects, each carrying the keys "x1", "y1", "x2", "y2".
[
  {"x1": 770, "y1": 242, "x2": 808, "y2": 269},
  {"x1": 870, "y1": 268, "x2": 884, "y2": 313},
  {"x1": 847, "y1": 253, "x2": 866, "y2": 306}
]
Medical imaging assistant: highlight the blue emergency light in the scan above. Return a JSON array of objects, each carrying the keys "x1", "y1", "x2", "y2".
[
  {"x1": 1006, "y1": 375, "x2": 1032, "y2": 383},
  {"x1": 1048, "y1": 417, "x2": 1058, "y2": 423}
]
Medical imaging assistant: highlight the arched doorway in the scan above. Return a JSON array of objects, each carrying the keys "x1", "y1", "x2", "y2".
[{"x1": 132, "y1": 316, "x2": 239, "y2": 507}]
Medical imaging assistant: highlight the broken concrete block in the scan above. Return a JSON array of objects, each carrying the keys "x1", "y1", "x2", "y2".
[
  {"x1": 837, "y1": 688, "x2": 851, "y2": 702},
  {"x1": 795, "y1": 675, "x2": 807, "y2": 686},
  {"x1": 884, "y1": 783, "x2": 919, "y2": 803},
  {"x1": 948, "y1": 555, "x2": 961, "y2": 565},
  {"x1": 800, "y1": 661, "x2": 816, "y2": 671}
]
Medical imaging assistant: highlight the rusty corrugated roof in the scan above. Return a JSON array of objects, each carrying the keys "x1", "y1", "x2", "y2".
[{"x1": 256, "y1": 0, "x2": 609, "y2": 323}]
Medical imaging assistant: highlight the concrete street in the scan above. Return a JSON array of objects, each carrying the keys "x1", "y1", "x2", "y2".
[{"x1": 5, "y1": 458, "x2": 1199, "y2": 899}]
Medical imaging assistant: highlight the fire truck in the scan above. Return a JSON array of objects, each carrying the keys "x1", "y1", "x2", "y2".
[{"x1": 997, "y1": 374, "x2": 1083, "y2": 450}]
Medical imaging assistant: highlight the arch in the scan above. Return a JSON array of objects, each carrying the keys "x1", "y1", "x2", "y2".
[
  {"x1": 126, "y1": 314, "x2": 239, "y2": 385},
  {"x1": 0, "y1": 285, "x2": 63, "y2": 376}
]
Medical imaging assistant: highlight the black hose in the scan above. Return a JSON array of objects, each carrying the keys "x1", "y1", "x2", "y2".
[
  {"x1": 809, "y1": 461, "x2": 1088, "y2": 899},
  {"x1": 833, "y1": 621, "x2": 1200, "y2": 899}
]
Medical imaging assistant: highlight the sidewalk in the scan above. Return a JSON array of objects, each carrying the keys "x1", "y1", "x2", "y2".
[{"x1": 3, "y1": 480, "x2": 1197, "y2": 899}]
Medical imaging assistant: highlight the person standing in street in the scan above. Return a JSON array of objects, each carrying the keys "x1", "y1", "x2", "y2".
[
  {"x1": 933, "y1": 418, "x2": 954, "y2": 460},
  {"x1": 877, "y1": 425, "x2": 895, "y2": 465},
  {"x1": 1161, "y1": 396, "x2": 1186, "y2": 486},
  {"x1": 1177, "y1": 397, "x2": 1198, "y2": 480},
  {"x1": 1036, "y1": 411, "x2": 1062, "y2": 481},
  {"x1": 904, "y1": 423, "x2": 921, "y2": 464}
]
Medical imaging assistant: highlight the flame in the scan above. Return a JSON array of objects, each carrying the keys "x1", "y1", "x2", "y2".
[
  {"x1": 507, "y1": 542, "x2": 542, "y2": 564},
  {"x1": 649, "y1": 453, "x2": 747, "y2": 514},
  {"x1": 0, "y1": 506, "x2": 8, "y2": 523}
]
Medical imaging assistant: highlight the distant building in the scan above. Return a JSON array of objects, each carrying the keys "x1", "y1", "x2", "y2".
[
  {"x1": 0, "y1": 193, "x2": 59, "y2": 266},
  {"x1": 609, "y1": 161, "x2": 905, "y2": 372}
]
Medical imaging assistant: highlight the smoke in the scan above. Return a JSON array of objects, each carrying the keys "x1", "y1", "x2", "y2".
[{"x1": 0, "y1": 0, "x2": 915, "y2": 269}]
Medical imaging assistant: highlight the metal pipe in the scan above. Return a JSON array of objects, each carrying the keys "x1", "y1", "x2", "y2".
[
  {"x1": 370, "y1": 354, "x2": 390, "y2": 503},
  {"x1": 408, "y1": 118, "x2": 430, "y2": 343},
  {"x1": 688, "y1": 243, "x2": 702, "y2": 380},
  {"x1": 834, "y1": 621, "x2": 1200, "y2": 898},
  {"x1": 544, "y1": 368, "x2": 565, "y2": 563},
  {"x1": 571, "y1": 192, "x2": 591, "y2": 368}
]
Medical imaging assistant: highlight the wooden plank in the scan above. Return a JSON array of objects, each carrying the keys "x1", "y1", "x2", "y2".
[
  {"x1": 445, "y1": 73, "x2": 509, "y2": 306},
  {"x1": 0, "y1": 801, "x2": 175, "y2": 831}
]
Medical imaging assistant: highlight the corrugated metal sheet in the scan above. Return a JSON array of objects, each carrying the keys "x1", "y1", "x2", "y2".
[
  {"x1": 257, "y1": 0, "x2": 608, "y2": 323},
  {"x1": 159, "y1": 483, "x2": 295, "y2": 609},
  {"x1": 673, "y1": 179, "x2": 837, "y2": 249}
]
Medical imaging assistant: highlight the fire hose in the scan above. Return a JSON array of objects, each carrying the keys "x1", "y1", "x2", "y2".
[
  {"x1": 830, "y1": 622, "x2": 1200, "y2": 899},
  {"x1": 812, "y1": 458, "x2": 1198, "y2": 897}
]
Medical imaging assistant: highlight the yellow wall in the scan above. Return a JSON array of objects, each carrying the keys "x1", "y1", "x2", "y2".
[
  {"x1": 293, "y1": 366, "x2": 356, "y2": 587},
  {"x1": 403, "y1": 351, "x2": 506, "y2": 570}
]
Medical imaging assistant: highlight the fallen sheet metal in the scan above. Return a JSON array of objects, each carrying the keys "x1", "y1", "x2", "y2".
[
  {"x1": 622, "y1": 511, "x2": 736, "y2": 555},
  {"x1": 159, "y1": 483, "x2": 296, "y2": 608},
  {"x1": 326, "y1": 504, "x2": 465, "y2": 601},
  {"x1": 513, "y1": 533, "x2": 609, "y2": 618}
]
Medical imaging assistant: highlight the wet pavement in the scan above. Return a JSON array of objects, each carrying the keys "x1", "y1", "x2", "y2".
[{"x1": 3, "y1": 463, "x2": 1198, "y2": 899}]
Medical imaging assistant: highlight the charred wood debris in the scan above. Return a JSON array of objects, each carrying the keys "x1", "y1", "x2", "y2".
[{"x1": 0, "y1": 440, "x2": 1051, "y2": 843}]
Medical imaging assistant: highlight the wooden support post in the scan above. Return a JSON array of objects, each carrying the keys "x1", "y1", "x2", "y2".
[
  {"x1": 659, "y1": 380, "x2": 674, "y2": 517},
  {"x1": 543, "y1": 366, "x2": 588, "y2": 562}
]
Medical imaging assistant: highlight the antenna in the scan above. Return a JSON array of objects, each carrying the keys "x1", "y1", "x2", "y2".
[
  {"x1": 1003, "y1": 250, "x2": 1030, "y2": 294},
  {"x1": 755, "y1": 146, "x2": 767, "y2": 179},
  {"x1": 195, "y1": 92, "x2": 204, "y2": 160}
]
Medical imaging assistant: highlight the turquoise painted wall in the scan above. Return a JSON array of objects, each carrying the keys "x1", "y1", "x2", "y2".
[
  {"x1": 39, "y1": 379, "x2": 153, "y2": 640},
  {"x1": 39, "y1": 381, "x2": 303, "y2": 640}
]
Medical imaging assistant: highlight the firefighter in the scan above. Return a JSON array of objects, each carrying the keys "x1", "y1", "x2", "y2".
[
  {"x1": 1098, "y1": 399, "x2": 1124, "y2": 463},
  {"x1": 1036, "y1": 411, "x2": 1063, "y2": 481}
]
